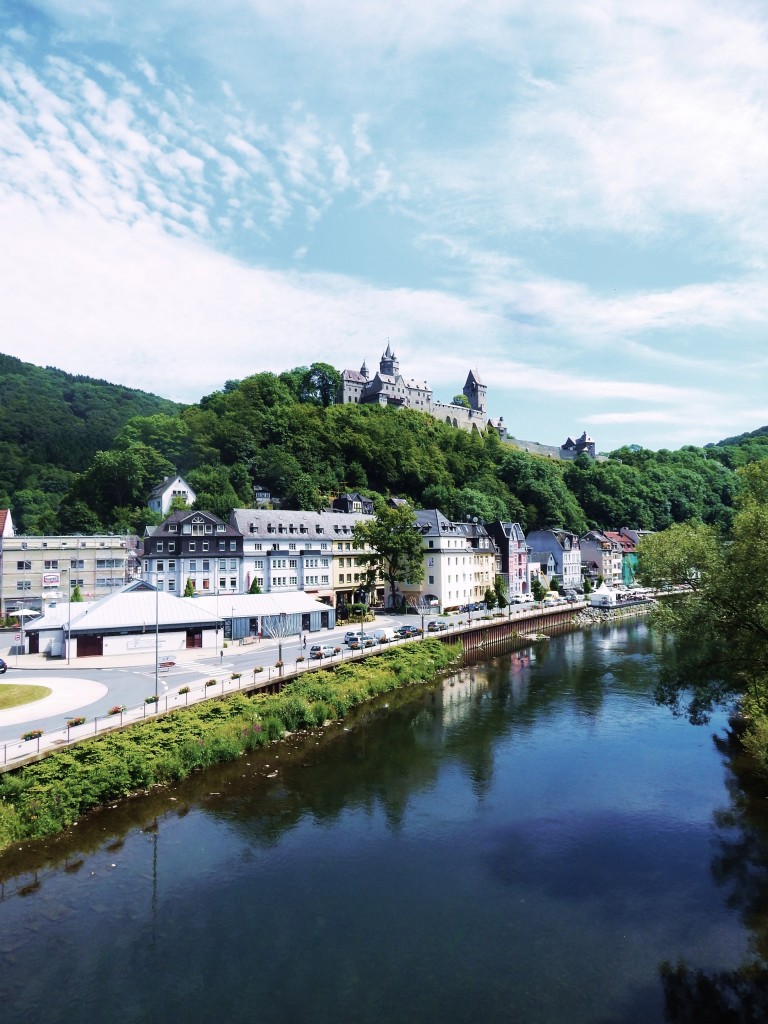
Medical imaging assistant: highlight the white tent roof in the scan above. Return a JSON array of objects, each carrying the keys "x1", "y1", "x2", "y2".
[{"x1": 192, "y1": 593, "x2": 332, "y2": 618}]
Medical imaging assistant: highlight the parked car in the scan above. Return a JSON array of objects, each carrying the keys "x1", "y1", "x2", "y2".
[
  {"x1": 372, "y1": 628, "x2": 397, "y2": 643},
  {"x1": 309, "y1": 644, "x2": 336, "y2": 659},
  {"x1": 0, "y1": 657, "x2": 7, "y2": 674},
  {"x1": 427, "y1": 620, "x2": 447, "y2": 632},
  {"x1": 394, "y1": 624, "x2": 421, "y2": 638},
  {"x1": 349, "y1": 634, "x2": 376, "y2": 649},
  {"x1": 344, "y1": 631, "x2": 363, "y2": 645}
]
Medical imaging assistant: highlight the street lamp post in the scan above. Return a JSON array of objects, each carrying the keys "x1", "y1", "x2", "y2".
[
  {"x1": 154, "y1": 582, "x2": 159, "y2": 702},
  {"x1": 61, "y1": 568, "x2": 72, "y2": 664}
]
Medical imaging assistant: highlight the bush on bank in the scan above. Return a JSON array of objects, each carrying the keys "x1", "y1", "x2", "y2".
[{"x1": 0, "y1": 639, "x2": 460, "y2": 850}]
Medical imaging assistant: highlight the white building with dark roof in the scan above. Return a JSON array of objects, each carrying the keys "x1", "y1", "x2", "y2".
[{"x1": 396, "y1": 509, "x2": 497, "y2": 611}]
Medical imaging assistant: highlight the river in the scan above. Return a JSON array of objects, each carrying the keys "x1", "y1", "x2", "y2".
[{"x1": 1, "y1": 620, "x2": 766, "y2": 1023}]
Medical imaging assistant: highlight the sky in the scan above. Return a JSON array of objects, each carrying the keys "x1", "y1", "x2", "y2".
[{"x1": 2, "y1": 0, "x2": 768, "y2": 453}]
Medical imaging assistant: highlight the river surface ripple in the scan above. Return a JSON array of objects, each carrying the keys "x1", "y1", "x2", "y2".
[{"x1": 1, "y1": 620, "x2": 765, "y2": 1024}]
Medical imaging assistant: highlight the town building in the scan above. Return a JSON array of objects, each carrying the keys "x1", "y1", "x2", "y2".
[
  {"x1": 524, "y1": 529, "x2": 582, "y2": 590},
  {"x1": 23, "y1": 586, "x2": 335, "y2": 659},
  {"x1": 229, "y1": 508, "x2": 383, "y2": 609},
  {"x1": 332, "y1": 492, "x2": 375, "y2": 515},
  {"x1": 147, "y1": 475, "x2": 196, "y2": 516},
  {"x1": 396, "y1": 509, "x2": 497, "y2": 612},
  {"x1": 142, "y1": 510, "x2": 244, "y2": 594},
  {"x1": 0, "y1": 528, "x2": 138, "y2": 615},
  {"x1": 604, "y1": 530, "x2": 640, "y2": 585},
  {"x1": 580, "y1": 530, "x2": 623, "y2": 586},
  {"x1": 485, "y1": 521, "x2": 530, "y2": 597}
]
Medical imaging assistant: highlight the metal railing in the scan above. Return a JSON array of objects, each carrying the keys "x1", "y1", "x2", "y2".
[{"x1": 0, "y1": 604, "x2": 583, "y2": 771}]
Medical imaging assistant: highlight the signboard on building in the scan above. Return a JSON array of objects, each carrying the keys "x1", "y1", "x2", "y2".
[{"x1": 42, "y1": 573, "x2": 60, "y2": 588}]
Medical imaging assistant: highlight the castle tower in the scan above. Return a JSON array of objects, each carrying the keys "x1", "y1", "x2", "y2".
[
  {"x1": 463, "y1": 368, "x2": 487, "y2": 415},
  {"x1": 360, "y1": 359, "x2": 369, "y2": 380},
  {"x1": 379, "y1": 341, "x2": 399, "y2": 377}
]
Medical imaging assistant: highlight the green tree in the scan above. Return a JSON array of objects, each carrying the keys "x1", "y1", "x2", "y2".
[
  {"x1": 71, "y1": 585, "x2": 83, "y2": 603},
  {"x1": 249, "y1": 578, "x2": 262, "y2": 594},
  {"x1": 531, "y1": 577, "x2": 547, "y2": 602},
  {"x1": 452, "y1": 394, "x2": 470, "y2": 408},
  {"x1": 353, "y1": 501, "x2": 425, "y2": 609},
  {"x1": 184, "y1": 578, "x2": 195, "y2": 597},
  {"x1": 494, "y1": 575, "x2": 508, "y2": 610},
  {"x1": 300, "y1": 362, "x2": 341, "y2": 407},
  {"x1": 484, "y1": 587, "x2": 497, "y2": 611}
]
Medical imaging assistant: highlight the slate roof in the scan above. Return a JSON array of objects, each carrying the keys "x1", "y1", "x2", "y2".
[{"x1": 230, "y1": 508, "x2": 374, "y2": 537}]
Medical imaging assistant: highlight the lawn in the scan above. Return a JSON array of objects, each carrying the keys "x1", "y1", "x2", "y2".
[{"x1": 0, "y1": 683, "x2": 52, "y2": 711}]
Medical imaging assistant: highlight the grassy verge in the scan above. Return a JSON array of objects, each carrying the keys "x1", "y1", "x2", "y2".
[
  {"x1": 0, "y1": 684, "x2": 52, "y2": 710},
  {"x1": 0, "y1": 639, "x2": 460, "y2": 850}
]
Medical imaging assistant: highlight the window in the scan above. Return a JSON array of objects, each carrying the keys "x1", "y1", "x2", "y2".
[
  {"x1": 168, "y1": 560, "x2": 176, "y2": 571},
  {"x1": 229, "y1": 559, "x2": 237, "y2": 570},
  {"x1": 203, "y1": 560, "x2": 210, "y2": 571},
  {"x1": 202, "y1": 542, "x2": 209, "y2": 551},
  {"x1": 321, "y1": 575, "x2": 329, "y2": 585},
  {"x1": 254, "y1": 559, "x2": 264, "y2": 569},
  {"x1": 230, "y1": 578, "x2": 237, "y2": 589},
  {"x1": 157, "y1": 560, "x2": 164, "y2": 571},
  {"x1": 44, "y1": 559, "x2": 59, "y2": 570},
  {"x1": 202, "y1": 579, "x2": 210, "y2": 590},
  {"x1": 218, "y1": 541, "x2": 225, "y2": 551},
  {"x1": 16, "y1": 560, "x2": 31, "y2": 570},
  {"x1": 189, "y1": 560, "x2": 197, "y2": 571},
  {"x1": 189, "y1": 542, "x2": 196, "y2": 552},
  {"x1": 229, "y1": 541, "x2": 236, "y2": 551},
  {"x1": 70, "y1": 559, "x2": 85, "y2": 569},
  {"x1": 289, "y1": 543, "x2": 296, "y2": 550},
  {"x1": 289, "y1": 559, "x2": 297, "y2": 569},
  {"x1": 289, "y1": 576, "x2": 297, "y2": 586},
  {"x1": 157, "y1": 541, "x2": 164, "y2": 552},
  {"x1": 429, "y1": 576, "x2": 435, "y2": 585},
  {"x1": 168, "y1": 579, "x2": 176, "y2": 591},
  {"x1": 16, "y1": 580, "x2": 31, "y2": 591}
]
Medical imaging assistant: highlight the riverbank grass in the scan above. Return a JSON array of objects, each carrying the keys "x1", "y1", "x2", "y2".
[{"x1": 0, "y1": 639, "x2": 461, "y2": 850}]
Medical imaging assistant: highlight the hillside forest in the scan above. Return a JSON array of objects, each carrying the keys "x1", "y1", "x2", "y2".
[{"x1": 2, "y1": 356, "x2": 767, "y2": 537}]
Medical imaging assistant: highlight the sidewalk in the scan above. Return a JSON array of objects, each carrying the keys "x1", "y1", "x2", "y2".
[{"x1": 1, "y1": 634, "x2": 285, "y2": 674}]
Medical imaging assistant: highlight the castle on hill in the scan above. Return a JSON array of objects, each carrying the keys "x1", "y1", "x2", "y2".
[{"x1": 339, "y1": 343, "x2": 505, "y2": 436}]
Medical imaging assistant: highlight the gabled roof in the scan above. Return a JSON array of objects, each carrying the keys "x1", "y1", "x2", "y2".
[
  {"x1": 342, "y1": 368, "x2": 367, "y2": 383},
  {"x1": 604, "y1": 530, "x2": 636, "y2": 553},
  {"x1": 465, "y1": 367, "x2": 483, "y2": 386},
  {"x1": 0, "y1": 509, "x2": 13, "y2": 537},
  {"x1": 147, "y1": 509, "x2": 240, "y2": 538}
]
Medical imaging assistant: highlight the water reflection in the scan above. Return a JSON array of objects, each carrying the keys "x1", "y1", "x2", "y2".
[{"x1": 1, "y1": 622, "x2": 767, "y2": 1024}]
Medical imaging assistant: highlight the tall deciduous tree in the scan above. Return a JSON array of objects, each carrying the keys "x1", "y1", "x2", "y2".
[{"x1": 353, "y1": 502, "x2": 425, "y2": 609}]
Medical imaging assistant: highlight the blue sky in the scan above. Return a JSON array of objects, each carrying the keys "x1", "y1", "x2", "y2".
[{"x1": 2, "y1": 0, "x2": 768, "y2": 452}]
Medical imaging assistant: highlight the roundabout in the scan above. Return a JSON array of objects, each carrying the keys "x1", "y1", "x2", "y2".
[{"x1": 0, "y1": 677, "x2": 108, "y2": 727}]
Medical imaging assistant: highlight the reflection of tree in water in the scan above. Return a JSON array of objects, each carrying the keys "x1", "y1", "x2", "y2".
[{"x1": 660, "y1": 737, "x2": 768, "y2": 1023}]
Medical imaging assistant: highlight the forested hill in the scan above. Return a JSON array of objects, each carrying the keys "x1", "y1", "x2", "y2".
[
  {"x1": 48, "y1": 365, "x2": 766, "y2": 540},
  {"x1": 709, "y1": 425, "x2": 768, "y2": 459},
  {"x1": 3, "y1": 359, "x2": 767, "y2": 537},
  {"x1": 0, "y1": 354, "x2": 179, "y2": 532}
]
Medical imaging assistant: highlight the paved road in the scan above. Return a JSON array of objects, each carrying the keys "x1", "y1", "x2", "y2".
[
  {"x1": 0, "y1": 615, "x2": 410, "y2": 742},
  {"x1": 0, "y1": 606, "x2": 544, "y2": 745}
]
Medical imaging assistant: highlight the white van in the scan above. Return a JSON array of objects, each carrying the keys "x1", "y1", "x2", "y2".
[{"x1": 372, "y1": 628, "x2": 397, "y2": 643}]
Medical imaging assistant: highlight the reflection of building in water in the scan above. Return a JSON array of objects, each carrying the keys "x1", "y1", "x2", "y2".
[
  {"x1": 441, "y1": 669, "x2": 483, "y2": 727},
  {"x1": 507, "y1": 651, "x2": 532, "y2": 705}
]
